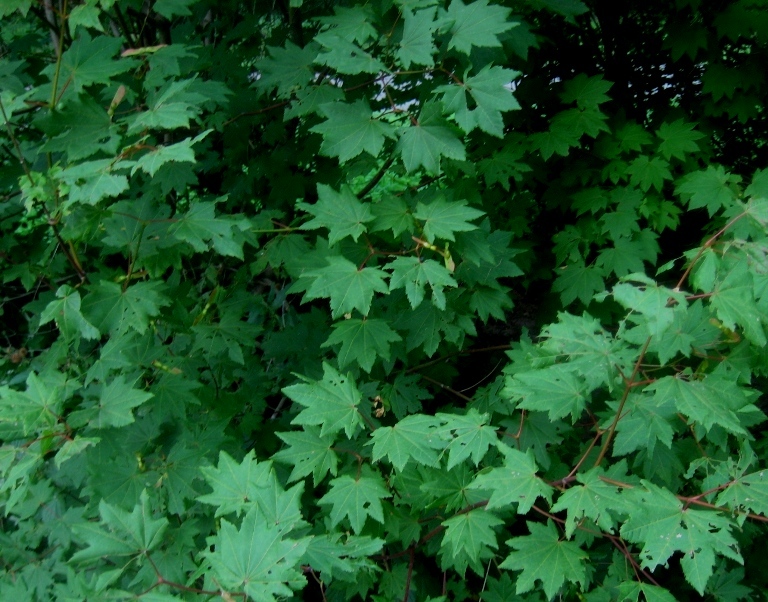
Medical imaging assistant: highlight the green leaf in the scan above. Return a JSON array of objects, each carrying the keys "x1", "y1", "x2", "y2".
[
  {"x1": 716, "y1": 469, "x2": 768, "y2": 517},
  {"x1": 611, "y1": 392, "x2": 676, "y2": 456},
  {"x1": 301, "y1": 256, "x2": 389, "y2": 319},
  {"x1": 647, "y1": 374, "x2": 751, "y2": 435},
  {"x1": 274, "y1": 427, "x2": 339, "y2": 485},
  {"x1": 656, "y1": 119, "x2": 704, "y2": 161},
  {"x1": 500, "y1": 520, "x2": 589, "y2": 599},
  {"x1": 310, "y1": 100, "x2": 396, "y2": 163},
  {"x1": 553, "y1": 262, "x2": 606, "y2": 306},
  {"x1": 40, "y1": 285, "x2": 100, "y2": 341},
  {"x1": 132, "y1": 131, "x2": 210, "y2": 177},
  {"x1": 0, "y1": 372, "x2": 65, "y2": 436},
  {"x1": 198, "y1": 450, "x2": 272, "y2": 517},
  {"x1": 317, "y1": 6, "x2": 377, "y2": 44},
  {"x1": 436, "y1": 65, "x2": 520, "y2": 137},
  {"x1": 387, "y1": 256, "x2": 457, "y2": 309},
  {"x1": 283, "y1": 363, "x2": 365, "y2": 438},
  {"x1": 676, "y1": 165, "x2": 738, "y2": 217},
  {"x1": 626, "y1": 155, "x2": 672, "y2": 192},
  {"x1": 191, "y1": 312, "x2": 261, "y2": 365},
  {"x1": 321, "y1": 318, "x2": 401, "y2": 372},
  {"x1": 42, "y1": 34, "x2": 132, "y2": 95},
  {"x1": 397, "y1": 102, "x2": 467, "y2": 174},
  {"x1": 620, "y1": 482, "x2": 741, "y2": 593},
  {"x1": 397, "y1": 8, "x2": 438, "y2": 68},
  {"x1": 72, "y1": 490, "x2": 168, "y2": 562},
  {"x1": 81, "y1": 281, "x2": 169, "y2": 335},
  {"x1": 368, "y1": 414, "x2": 444, "y2": 470},
  {"x1": 414, "y1": 196, "x2": 484, "y2": 243},
  {"x1": 370, "y1": 194, "x2": 415, "y2": 237},
  {"x1": 125, "y1": 78, "x2": 200, "y2": 133},
  {"x1": 441, "y1": 508, "x2": 503, "y2": 561},
  {"x1": 169, "y1": 201, "x2": 249, "y2": 259},
  {"x1": 319, "y1": 470, "x2": 390, "y2": 533},
  {"x1": 256, "y1": 42, "x2": 318, "y2": 98},
  {"x1": 40, "y1": 96, "x2": 120, "y2": 160},
  {"x1": 505, "y1": 364, "x2": 588, "y2": 421},
  {"x1": 57, "y1": 159, "x2": 129, "y2": 206},
  {"x1": 550, "y1": 466, "x2": 628, "y2": 537},
  {"x1": 445, "y1": 0, "x2": 515, "y2": 54},
  {"x1": 560, "y1": 73, "x2": 613, "y2": 109},
  {"x1": 436, "y1": 408, "x2": 498, "y2": 469},
  {"x1": 711, "y1": 260, "x2": 767, "y2": 346},
  {"x1": 207, "y1": 506, "x2": 309, "y2": 601},
  {"x1": 468, "y1": 445, "x2": 553, "y2": 512},
  {"x1": 92, "y1": 375, "x2": 153, "y2": 428},
  {"x1": 316, "y1": 36, "x2": 387, "y2": 75},
  {"x1": 298, "y1": 184, "x2": 374, "y2": 245},
  {"x1": 154, "y1": 0, "x2": 195, "y2": 19}
]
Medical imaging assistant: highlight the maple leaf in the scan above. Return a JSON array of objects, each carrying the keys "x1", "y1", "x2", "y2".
[
  {"x1": 370, "y1": 194, "x2": 415, "y2": 237},
  {"x1": 413, "y1": 196, "x2": 484, "y2": 243},
  {"x1": 0, "y1": 371, "x2": 65, "y2": 436},
  {"x1": 626, "y1": 155, "x2": 672, "y2": 192},
  {"x1": 397, "y1": 101, "x2": 467, "y2": 174},
  {"x1": 560, "y1": 73, "x2": 613, "y2": 109},
  {"x1": 91, "y1": 375, "x2": 153, "y2": 428},
  {"x1": 132, "y1": 130, "x2": 210, "y2": 177},
  {"x1": 40, "y1": 285, "x2": 100, "y2": 341},
  {"x1": 301, "y1": 256, "x2": 389, "y2": 318},
  {"x1": 255, "y1": 42, "x2": 319, "y2": 98},
  {"x1": 319, "y1": 470, "x2": 390, "y2": 533},
  {"x1": 169, "y1": 201, "x2": 249, "y2": 259},
  {"x1": 657, "y1": 119, "x2": 704, "y2": 160},
  {"x1": 81, "y1": 280, "x2": 169, "y2": 335},
  {"x1": 380, "y1": 372, "x2": 431, "y2": 419},
  {"x1": 676, "y1": 165, "x2": 739, "y2": 216},
  {"x1": 436, "y1": 65, "x2": 520, "y2": 137},
  {"x1": 316, "y1": 36, "x2": 387, "y2": 74},
  {"x1": 274, "y1": 427, "x2": 339, "y2": 485},
  {"x1": 620, "y1": 482, "x2": 741, "y2": 593},
  {"x1": 611, "y1": 393, "x2": 676, "y2": 456},
  {"x1": 283, "y1": 362, "x2": 365, "y2": 438},
  {"x1": 58, "y1": 158, "x2": 129, "y2": 206},
  {"x1": 436, "y1": 409, "x2": 498, "y2": 469},
  {"x1": 322, "y1": 318, "x2": 401, "y2": 372},
  {"x1": 40, "y1": 95, "x2": 121, "y2": 161},
  {"x1": 441, "y1": 508, "x2": 503, "y2": 561},
  {"x1": 552, "y1": 106, "x2": 609, "y2": 138},
  {"x1": 444, "y1": 0, "x2": 515, "y2": 54},
  {"x1": 41, "y1": 33, "x2": 133, "y2": 96},
  {"x1": 207, "y1": 507, "x2": 310, "y2": 601},
  {"x1": 387, "y1": 256, "x2": 457, "y2": 309},
  {"x1": 317, "y1": 6, "x2": 377, "y2": 44},
  {"x1": 500, "y1": 520, "x2": 589, "y2": 599},
  {"x1": 550, "y1": 466, "x2": 629, "y2": 537},
  {"x1": 612, "y1": 276, "x2": 687, "y2": 338},
  {"x1": 368, "y1": 414, "x2": 444, "y2": 470},
  {"x1": 647, "y1": 373, "x2": 751, "y2": 435},
  {"x1": 298, "y1": 184, "x2": 374, "y2": 245},
  {"x1": 710, "y1": 259, "x2": 767, "y2": 346},
  {"x1": 310, "y1": 100, "x2": 396, "y2": 163},
  {"x1": 198, "y1": 450, "x2": 272, "y2": 517},
  {"x1": 468, "y1": 445, "x2": 553, "y2": 512},
  {"x1": 397, "y1": 8, "x2": 438, "y2": 68},
  {"x1": 530, "y1": 125, "x2": 582, "y2": 159},
  {"x1": 716, "y1": 469, "x2": 768, "y2": 517},
  {"x1": 191, "y1": 312, "x2": 261, "y2": 364},
  {"x1": 71, "y1": 490, "x2": 168, "y2": 562},
  {"x1": 506, "y1": 363, "x2": 588, "y2": 421}
]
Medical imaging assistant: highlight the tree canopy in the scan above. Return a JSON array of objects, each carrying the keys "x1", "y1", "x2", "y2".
[{"x1": 1, "y1": 0, "x2": 768, "y2": 600}]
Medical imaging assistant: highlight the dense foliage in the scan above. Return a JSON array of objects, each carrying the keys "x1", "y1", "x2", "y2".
[{"x1": 2, "y1": 0, "x2": 768, "y2": 599}]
